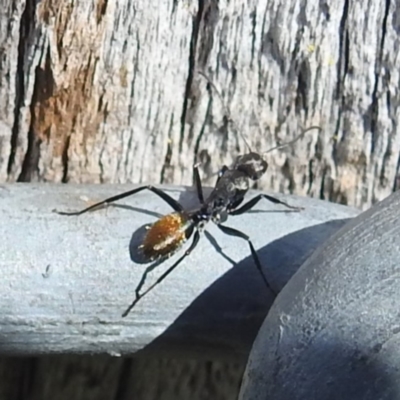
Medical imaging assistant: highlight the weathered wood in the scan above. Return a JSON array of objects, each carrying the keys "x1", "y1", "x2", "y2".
[
  {"x1": 0, "y1": 183, "x2": 358, "y2": 358},
  {"x1": 1, "y1": 0, "x2": 399, "y2": 209},
  {"x1": 28, "y1": 356, "x2": 125, "y2": 400},
  {"x1": 0, "y1": 356, "x2": 245, "y2": 400},
  {"x1": 1, "y1": 0, "x2": 398, "y2": 399}
]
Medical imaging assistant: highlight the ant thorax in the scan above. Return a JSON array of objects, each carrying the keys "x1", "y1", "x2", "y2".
[
  {"x1": 217, "y1": 169, "x2": 251, "y2": 194},
  {"x1": 233, "y1": 152, "x2": 268, "y2": 181},
  {"x1": 199, "y1": 168, "x2": 250, "y2": 222}
]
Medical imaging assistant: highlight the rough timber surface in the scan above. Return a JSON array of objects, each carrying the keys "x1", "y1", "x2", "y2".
[
  {"x1": 1, "y1": 0, "x2": 400, "y2": 210},
  {"x1": 1, "y1": 0, "x2": 397, "y2": 399},
  {"x1": 0, "y1": 183, "x2": 358, "y2": 358}
]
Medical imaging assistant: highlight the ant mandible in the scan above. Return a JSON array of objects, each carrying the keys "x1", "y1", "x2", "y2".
[{"x1": 55, "y1": 72, "x2": 321, "y2": 317}]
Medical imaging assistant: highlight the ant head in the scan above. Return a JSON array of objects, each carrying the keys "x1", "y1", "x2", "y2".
[{"x1": 233, "y1": 152, "x2": 268, "y2": 181}]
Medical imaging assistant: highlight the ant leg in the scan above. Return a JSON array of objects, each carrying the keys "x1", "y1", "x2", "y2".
[
  {"x1": 122, "y1": 230, "x2": 201, "y2": 317},
  {"x1": 217, "y1": 224, "x2": 277, "y2": 296},
  {"x1": 194, "y1": 163, "x2": 228, "y2": 203},
  {"x1": 130, "y1": 261, "x2": 161, "y2": 304},
  {"x1": 54, "y1": 185, "x2": 184, "y2": 216},
  {"x1": 215, "y1": 165, "x2": 229, "y2": 185},
  {"x1": 230, "y1": 193, "x2": 303, "y2": 216},
  {"x1": 193, "y1": 163, "x2": 204, "y2": 204}
]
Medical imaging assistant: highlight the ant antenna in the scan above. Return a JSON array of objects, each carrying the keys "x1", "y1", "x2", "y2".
[
  {"x1": 262, "y1": 126, "x2": 322, "y2": 156},
  {"x1": 197, "y1": 70, "x2": 252, "y2": 152},
  {"x1": 197, "y1": 71, "x2": 322, "y2": 156}
]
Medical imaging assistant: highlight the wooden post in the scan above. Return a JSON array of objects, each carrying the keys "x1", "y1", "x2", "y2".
[{"x1": 0, "y1": 183, "x2": 357, "y2": 358}]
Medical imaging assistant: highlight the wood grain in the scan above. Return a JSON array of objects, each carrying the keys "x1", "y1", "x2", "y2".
[
  {"x1": 1, "y1": 0, "x2": 397, "y2": 398},
  {"x1": 0, "y1": 183, "x2": 358, "y2": 358},
  {"x1": 1, "y1": 0, "x2": 399, "y2": 208}
]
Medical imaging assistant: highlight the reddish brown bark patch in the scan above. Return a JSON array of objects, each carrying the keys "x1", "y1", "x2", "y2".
[{"x1": 33, "y1": 0, "x2": 109, "y2": 159}]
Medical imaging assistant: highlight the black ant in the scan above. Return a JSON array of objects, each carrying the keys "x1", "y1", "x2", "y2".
[{"x1": 55, "y1": 73, "x2": 321, "y2": 317}]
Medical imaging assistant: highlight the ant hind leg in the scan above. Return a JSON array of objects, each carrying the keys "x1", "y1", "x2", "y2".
[{"x1": 122, "y1": 230, "x2": 201, "y2": 317}]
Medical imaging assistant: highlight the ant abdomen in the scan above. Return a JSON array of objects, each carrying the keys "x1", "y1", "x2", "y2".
[
  {"x1": 233, "y1": 152, "x2": 268, "y2": 181},
  {"x1": 140, "y1": 212, "x2": 191, "y2": 260}
]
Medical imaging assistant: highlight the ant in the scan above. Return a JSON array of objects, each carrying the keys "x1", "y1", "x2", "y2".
[{"x1": 55, "y1": 72, "x2": 321, "y2": 317}]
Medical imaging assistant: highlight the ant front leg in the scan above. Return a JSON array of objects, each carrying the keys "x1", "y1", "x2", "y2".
[
  {"x1": 216, "y1": 166, "x2": 229, "y2": 185},
  {"x1": 193, "y1": 162, "x2": 205, "y2": 204},
  {"x1": 229, "y1": 193, "x2": 303, "y2": 216},
  {"x1": 54, "y1": 185, "x2": 184, "y2": 216}
]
